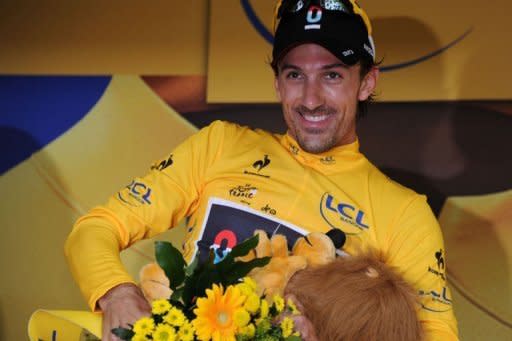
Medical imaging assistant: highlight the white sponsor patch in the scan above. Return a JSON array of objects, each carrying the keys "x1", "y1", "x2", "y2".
[{"x1": 304, "y1": 24, "x2": 321, "y2": 30}]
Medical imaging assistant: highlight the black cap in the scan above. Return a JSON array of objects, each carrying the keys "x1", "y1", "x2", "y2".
[{"x1": 273, "y1": 1, "x2": 375, "y2": 66}]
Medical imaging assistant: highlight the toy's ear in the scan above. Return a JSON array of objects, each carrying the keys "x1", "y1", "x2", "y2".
[
  {"x1": 139, "y1": 262, "x2": 172, "y2": 302},
  {"x1": 237, "y1": 229, "x2": 272, "y2": 262},
  {"x1": 254, "y1": 230, "x2": 272, "y2": 257},
  {"x1": 292, "y1": 232, "x2": 336, "y2": 267}
]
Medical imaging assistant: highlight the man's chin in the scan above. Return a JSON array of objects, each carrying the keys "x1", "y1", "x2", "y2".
[{"x1": 297, "y1": 137, "x2": 333, "y2": 154}]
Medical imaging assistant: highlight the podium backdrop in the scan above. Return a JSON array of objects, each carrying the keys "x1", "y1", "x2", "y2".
[{"x1": 1, "y1": 1, "x2": 511, "y2": 340}]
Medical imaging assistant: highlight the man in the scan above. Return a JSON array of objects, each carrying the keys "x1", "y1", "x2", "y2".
[{"x1": 65, "y1": 0, "x2": 459, "y2": 339}]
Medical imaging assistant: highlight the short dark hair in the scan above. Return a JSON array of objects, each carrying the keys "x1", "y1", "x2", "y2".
[{"x1": 357, "y1": 56, "x2": 379, "y2": 119}]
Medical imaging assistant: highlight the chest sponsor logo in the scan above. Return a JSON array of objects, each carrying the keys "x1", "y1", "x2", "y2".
[
  {"x1": 150, "y1": 154, "x2": 173, "y2": 171},
  {"x1": 244, "y1": 155, "x2": 271, "y2": 178},
  {"x1": 320, "y1": 156, "x2": 336, "y2": 165},
  {"x1": 229, "y1": 184, "x2": 258, "y2": 199},
  {"x1": 117, "y1": 180, "x2": 152, "y2": 207},
  {"x1": 261, "y1": 204, "x2": 277, "y2": 215},
  {"x1": 419, "y1": 286, "x2": 453, "y2": 313},
  {"x1": 428, "y1": 249, "x2": 446, "y2": 280},
  {"x1": 289, "y1": 144, "x2": 299, "y2": 155},
  {"x1": 253, "y1": 155, "x2": 270, "y2": 171},
  {"x1": 320, "y1": 192, "x2": 369, "y2": 235},
  {"x1": 196, "y1": 198, "x2": 307, "y2": 264}
]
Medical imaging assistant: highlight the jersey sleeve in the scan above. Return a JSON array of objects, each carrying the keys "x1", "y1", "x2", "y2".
[
  {"x1": 64, "y1": 120, "x2": 229, "y2": 311},
  {"x1": 386, "y1": 195, "x2": 459, "y2": 340}
]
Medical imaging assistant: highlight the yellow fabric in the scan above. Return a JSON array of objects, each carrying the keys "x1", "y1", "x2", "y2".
[
  {"x1": 66, "y1": 120, "x2": 458, "y2": 339},
  {"x1": 28, "y1": 310, "x2": 101, "y2": 341}
]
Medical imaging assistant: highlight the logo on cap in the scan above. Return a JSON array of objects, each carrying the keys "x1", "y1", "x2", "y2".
[{"x1": 305, "y1": 5, "x2": 322, "y2": 30}]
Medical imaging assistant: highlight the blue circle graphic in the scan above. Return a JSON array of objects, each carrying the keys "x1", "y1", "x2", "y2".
[{"x1": 0, "y1": 76, "x2": 111, "y2": 174}]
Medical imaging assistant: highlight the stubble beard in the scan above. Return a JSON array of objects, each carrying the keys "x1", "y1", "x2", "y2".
[
  {"x1": 295, "y1": 127, "x2": 338, "y2": 154},
  {"x1": 291, "y1": 105, "x2": 339, "y2": 154}
]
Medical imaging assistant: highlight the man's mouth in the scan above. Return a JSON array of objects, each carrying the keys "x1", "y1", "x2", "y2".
[{"x1": 301, "y1": 113, "x2": 330, "y2": 122}]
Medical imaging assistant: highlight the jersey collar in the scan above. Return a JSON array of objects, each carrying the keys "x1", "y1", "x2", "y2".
[{"x1": 280, "y1": 132, "x2": 364, "y2": 173}]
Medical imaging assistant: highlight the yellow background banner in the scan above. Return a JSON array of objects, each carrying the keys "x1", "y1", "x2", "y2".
[{"x1": 0, "y1": 1, "x2": 208, "y2": 75}]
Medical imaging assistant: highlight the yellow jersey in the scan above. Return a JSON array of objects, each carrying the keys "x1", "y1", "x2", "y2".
[{"x1": 66, "y1": 120, "x2": 458, "y2": 339}]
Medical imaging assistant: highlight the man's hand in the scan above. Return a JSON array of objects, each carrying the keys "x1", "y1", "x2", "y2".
[
  {"x1": 292, "y1": 315, "x2": 319, "y2": 341},
  {"x1": 98, "y1": 283, "x2": 151, "y2": 341},
  {"x1": 284, "y1": 294, "x2": 319, "y2": 341}
]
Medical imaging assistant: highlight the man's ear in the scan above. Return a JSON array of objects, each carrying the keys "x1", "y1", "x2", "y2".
[
  {"x1": 274, "y1": 77, "x2": 282, "y2": 101},
  {"x1": 358, "y1": 67, "x2": 379, "y2": 101}
]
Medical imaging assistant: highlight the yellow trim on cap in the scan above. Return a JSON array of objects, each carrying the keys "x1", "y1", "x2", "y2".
[
  {"x1": 273, "y1": 0, "x2": 284, "y2": 33},
  {"x1": 348, "y1": 0, "x2": 372, "y2": 34}
]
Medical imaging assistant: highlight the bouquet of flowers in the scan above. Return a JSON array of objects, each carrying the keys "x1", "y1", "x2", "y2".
[{"x1": 112, "y1": 235, "x2": 302, "y2": 341}]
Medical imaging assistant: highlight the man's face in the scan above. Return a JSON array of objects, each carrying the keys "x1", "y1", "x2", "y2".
[{"x1": 275, "y1": 43, "x2": 377, "y2": 153}]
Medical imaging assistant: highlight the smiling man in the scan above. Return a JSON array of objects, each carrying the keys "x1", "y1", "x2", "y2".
[{"x1": 66, "y1": 1, "x2": 458, "y2": 340}]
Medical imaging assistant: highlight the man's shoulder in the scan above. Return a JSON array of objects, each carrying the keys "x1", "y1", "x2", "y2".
[
  {"x1": 366, "y1": 161, "x2": 420, "y2": 203},
  {"x1": 203, "y1": 120, "x2": 278, "y2": 142},
  {"x1": 364, "y1": 162, "x2": 438, "y2": 237}
]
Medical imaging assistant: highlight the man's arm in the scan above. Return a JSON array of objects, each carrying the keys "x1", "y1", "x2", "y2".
[
  {"x1": 64, "y1": 121, "x2": 232, "y2": 340},
  {"x1": 64, "y1": 211, "x2": 156, "y2": 341},
  {"x1": 386, "y1": 195, "x2": 459, "y2": 340}
]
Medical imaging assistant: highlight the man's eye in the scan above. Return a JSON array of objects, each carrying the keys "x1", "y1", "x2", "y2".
[
  {"x1": 326, "y1": 71, "x2": 341, "y2": 79},
  {"x1": 286, "y1": 71, "x2": 301, "y2": 79}
]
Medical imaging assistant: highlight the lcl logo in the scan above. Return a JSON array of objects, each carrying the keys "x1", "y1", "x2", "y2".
[{"x1": 320, "y1": 192, "x2": 370, "y2": 234}]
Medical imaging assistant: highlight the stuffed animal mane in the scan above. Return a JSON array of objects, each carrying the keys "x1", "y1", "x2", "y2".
[{"x1": 285, "y1": 253, "x2": 424, "y2": 341}]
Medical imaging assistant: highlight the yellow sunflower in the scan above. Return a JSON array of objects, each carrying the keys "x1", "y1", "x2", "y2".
[
  {"x1": 152, "y1": 299, "x2": 172, "y2": 315},
  {"x1": 242, "y1": 277, "x2": 257, "y2": 291},
  {"x1": 238, "y1": 323, "x2": 256, "y2": 338},
  {"x1": 193, "y1": 284, "x2": 245, "y2": 341},
  {"x1": 233, "y1": 308, "x2": 250, "y2": 328},
  {"x1": 164, "y1": 306, "x2": 186, "y2": 327},
  {"x1": 152, "y1": 323, "x2": 177, "y2": 341},
  {"x1": 131, "y1": 334, "x2": 150, "y2": 341},
  {"x1": 178, "y1": 322, "x2": 195, "y2": 341},
  {"x1": 133, "y1": 317, "x2": 155, "y2": 336},
  {"x1": 259, "y1": 299, "x2": 269, "y2": 319},
  {"x1": 280, "y1": 317, "x2": 295, "y2": 338},
  {"x1": 286, "y1": 298, "x2": 300, "y2": 315},
  {"x1": 273, "y1": 294, "x2": 285, "y2": 313},
  {"x1": 236, "y1": 277, "x2": 257, "y2": 296},
  {"x1": 243, "y1": 292, "x2": 260, "y2": 313},
  {"x1": 235, "y1": 282, "x2": 253, "y2": 297}
]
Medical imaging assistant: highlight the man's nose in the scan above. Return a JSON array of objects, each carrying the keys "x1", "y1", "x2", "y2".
[{"x1": 301, "y1": 79, "x2": 324, "y2": 110}]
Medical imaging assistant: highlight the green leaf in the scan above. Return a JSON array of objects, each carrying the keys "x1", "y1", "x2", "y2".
[
  {"x1": 285, "y1": 335, "x2": 302, "y2": 341},
  {"x1": 111, "y1": 327, "x2": 134, "y2": 340},
  {"x1": 181, "y1": 259, "x2": 208, "y2": 305},
  {"x1": 222, "y1": 257, "x2": 271, "y2": 284},
  {"x1": 170, "y1": 287, "x2": 184, "y2": 301},
  {"x1": 216, "y1": 234, "x2": 264, "y2": 276},
  {"x1": 155, "y1": 241, "x2": 186, "y2": 290},
  {"x1": 226, "y1": 234, "x2": 260, "y2": 258},
  {"x1": 196, "y1": 268, "x2": 222, "y2": 297},
  {"x1": 185, "y1": 255, "x2": 199, "y2": 276}
]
